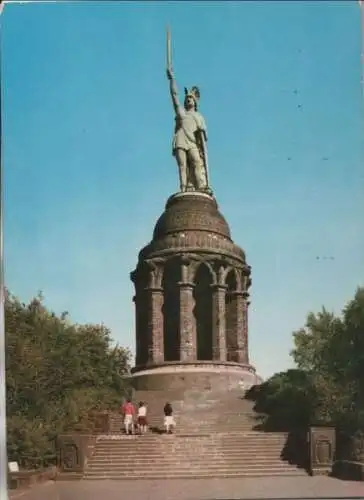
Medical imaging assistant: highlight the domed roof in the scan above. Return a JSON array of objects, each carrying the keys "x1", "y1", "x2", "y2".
[
  {"x1": 153, "y1": 192, "x2": 231, "y2": 240},
  {"x1": 137, "y1": 192, "x2": 246, "y2": 262}
]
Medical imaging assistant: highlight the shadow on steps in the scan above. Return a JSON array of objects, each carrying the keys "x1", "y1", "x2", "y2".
[
  {"x1": 244, "y1": 377, "x2": 311, "y2": 474},
  {"x1": 149, "y1": 426, "x2": 164, "y2": 435}
]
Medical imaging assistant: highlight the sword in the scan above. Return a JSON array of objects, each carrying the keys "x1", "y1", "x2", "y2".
[
  {"x1": 199, "y1": 131, "x2": 210, "y2": 189},
  {"x1": 166, "y1": 26, "x2": 173, "y2": 73}
]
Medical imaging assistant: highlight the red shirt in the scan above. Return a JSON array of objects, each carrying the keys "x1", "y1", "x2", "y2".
[{"x1": 121, "y1": 402, "x2": 135, "y2": 415}]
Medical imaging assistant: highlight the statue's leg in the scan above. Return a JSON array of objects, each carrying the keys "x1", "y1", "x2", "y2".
[
  {"x1": 186, "y1": 156, "x2": 195, "y2": 190},
  {"x1": 175, "y1": 149, "x2": 188, "y2": 192},
  {"x1": 188, "y1": 148, "x2": 207, "y2": 190}
]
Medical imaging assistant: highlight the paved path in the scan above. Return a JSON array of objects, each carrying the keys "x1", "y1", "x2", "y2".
[
  {"x1": 10, "y1": 476, "x2": 364, "y2": 500},
  {"x1": 8, "y1": 476, "x2": 364, "y2": 500}
]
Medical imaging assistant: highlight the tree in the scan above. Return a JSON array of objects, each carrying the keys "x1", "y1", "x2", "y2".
[
  {"x1": 5, "y1": 290, "x2": 132, "y2": 469},
  {"x1": 247, "y1": 287, "x2": 364, "y2": 438},
  {"x1": 291, "y1": 287, "x2": 364, "y2": 430}
]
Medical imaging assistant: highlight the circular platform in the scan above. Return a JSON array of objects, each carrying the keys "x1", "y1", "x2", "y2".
[{"x1": 129, "y1": 361, "x2": 261, "y2": 392}]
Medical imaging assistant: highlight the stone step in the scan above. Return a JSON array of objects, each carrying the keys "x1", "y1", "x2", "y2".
[
  {"x1": 111, "y1": 423, "x2": 257, "y2": 426},
  {"x1": 111, "y1": 418, "x2": 257, "y2": 423},
  {"x1": 112, "y1": 421, "x2": 258, "y2": 424},
  {"x1": 111, "y1": 426, "x2": 259, "y2": 430},
  {"x1": 113, "y1": 417, "x2": 258, "y2": 421},
  {"x1": 89, "y1": 461, "x2": 288, "y2": 469},
  {"x1": 91, "y1": 450, "x2": 286, "y2": 458},
  {"x1": 130, "y1": 406, "x2": 256, "y2": 412},
  {"x1": 95, "y1": 442, "x2": 287, "y2": 449},
  {"x1": 85, "y1": 465, "x2": 303, "y2": 472},
  {"x1": 83, "y1": 468, "x2": 305, "y2": 479},
  {"x1": 93, "y1": 444, "x2": 285, "y2": 451},
  {"x1": 102, "y1": 432, "x2": 277, "y2": 435},
  {"x1": 98, "y1": 431, "x2": 288, "y2": 437},
  {"x1": 89, "y1": 458, "x2": 289, "y2": 466},
  {"x1": 109, "y1": 429, "x2": 260, "y2": 434},
  {"x1": 93, "y1": 451, "x2": 286, "y2": 458},
  {"x1": 95, "y1": 442, "x2": 287, "y2": 450},
  {"x1": 93, "y1": 445, "x2": 285, "y2": 453},
  {"x1": 110, "y1": 424, "x2": 258, "y2": 428},
  {"x1": 95, "y1": 437, "x2": 286, "y2": 443},
  {"x1": 92, "y1": 445, "x2": 287, "y2": 454},
  {"x1": 112, "y1": 409, "x2": 257, "y2": 414},
  {"x1": 110, "y1": 430, "x2": 259, "y2": 434},
  {"x1": 94, "y1": 439, "x2": 286, "y2": 445},
  {"x1": 87, "y1": 462, "x2": 298, "y2": 474},
  {"x1": 110, "y1": 426, "x2": 258, "y2": 430},
  {"x1": 111, "y1": 419, "x2": 258, "y2": 424},
  {"x1": 112, "y1": 412, "x2": 256, "y2": 415},
  {"x1": 109, "y1": 425, "x2": 258, "y2": 428},
  {"x1": 92, "y1": 451, "x2": 286, "y2": 459},
  {"x1": 110, "y1": 426, "x2": 258, "y2": 429},
  {"x1": 93, "y1": 448, "x2": 286, "y2": 455},
  {"x1": 96, "y1": 437, "x2": 288, "y2": 444},
  {"x1": 87, "y1": 393, "x2": 301, "y2": 481}
]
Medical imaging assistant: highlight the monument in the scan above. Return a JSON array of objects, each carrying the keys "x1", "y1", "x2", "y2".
[{"x1": 130, "y1": 29, "x2": 260, "y2": 392}]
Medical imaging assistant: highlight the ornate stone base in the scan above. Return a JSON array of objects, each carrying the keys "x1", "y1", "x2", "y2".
[
  {"x1": 129, "y1": 361, "x2": 261, "y2": 392},
  {"x1": 309, "y1": 427, "x2": 336, "y2": 477}
]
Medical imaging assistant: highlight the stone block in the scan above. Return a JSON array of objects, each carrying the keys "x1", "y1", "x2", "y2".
[
  {"x1": 57, "y1": 434, "x2": 97, "y2": 476},
  {"x1": 8, "y1": 466, "x2": 57, "y2": 490},
  {"x1": 309, "y1": 426, "x2": 336, "y2": 476}
]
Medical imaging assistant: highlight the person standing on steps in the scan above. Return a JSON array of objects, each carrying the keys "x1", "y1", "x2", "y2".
[
  {"x1": 137, "y1": 401, "x2": 148, "y2": 434},
  {"x1": 163, "y1": 402, "x2": 176, "y2": 434},
  {"x1": 121, "y1": 398, "x2": 135, "y2": 435}
]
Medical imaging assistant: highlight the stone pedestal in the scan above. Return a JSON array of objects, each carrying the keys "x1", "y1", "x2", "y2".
[
  {"x1": 130, "y1": 361, "x2": 259, "y2": 392},
  {"x1": 309, "y1": 427, "x2": 336, "y2": 476},
  {"x1": 130, "y1": 191, "x2": 260, "y2": 391}
]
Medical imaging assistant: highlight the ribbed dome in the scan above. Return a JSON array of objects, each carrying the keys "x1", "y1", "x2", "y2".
[{"x1": 153, "y1": 192, "x2": 231, "y2": 240}]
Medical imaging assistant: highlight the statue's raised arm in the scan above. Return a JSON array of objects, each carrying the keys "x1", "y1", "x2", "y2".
[
  {"x1": 166, "y1": 68, "x2": 181, "y2": 116},
  {"x1": 166, "y1": 27, "x2": 212, "y2": 195}
]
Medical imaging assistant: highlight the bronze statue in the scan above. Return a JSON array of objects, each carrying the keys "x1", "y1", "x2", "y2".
[{"x1": 166, "y1": 28, "x2": 211, "y2": 194}]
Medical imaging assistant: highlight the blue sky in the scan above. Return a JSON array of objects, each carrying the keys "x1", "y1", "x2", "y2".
[{"x1": 2, "y1": 2, "x2": 363, "y2": 379}]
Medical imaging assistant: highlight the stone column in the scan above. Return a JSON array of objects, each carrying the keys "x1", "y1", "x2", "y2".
[
  {"x1": 178, "y1": 283, "x2": 196, "y2": 361},
  {"x1": 178, "y1": 258, "x2": 196, "y2": 361},
  {"x1": 234, "y1": 291, "x2": 249, "y2": 364},
  {"x1": 133, "y1": 295, "x2": 141, "y2": 366},
  {"x1": 145, "y1": 286, "x2": 164, "y2": 364},
  {"x1": 243, "y1": 293, "x2": 250, "y2": 364},
  {"x1": 211, "y1": 284, "x2": 227, "y2": 361}
]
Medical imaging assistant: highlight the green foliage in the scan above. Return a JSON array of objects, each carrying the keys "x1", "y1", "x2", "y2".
[
  {"x1": 246, "y1": 369, "x2": 315, "y2": 431},
  {"x1": 247, "y1": 287, "x2": 364, "y2": 437},
  {"x1": 291, "y1": 287, "x2": 364, "y2": 431},
  {"x1": 5, "y1": 290, "x2": 132, "y2": 469}
]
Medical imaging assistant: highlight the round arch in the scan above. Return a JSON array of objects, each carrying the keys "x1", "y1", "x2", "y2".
[{"x1": 193, "y1": 262, "x2": 213, "y2": 360}]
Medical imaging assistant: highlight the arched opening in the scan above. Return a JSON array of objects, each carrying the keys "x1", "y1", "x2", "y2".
[
  {"x1": 226, "y1": 269, "x2": 238, "y2": 362},
  {"x1": 193, "y1": 263, "x2": 213, "y2": 360},
  {"x1": 162, "y1": 258, "x2": 181, "y2": 361}
]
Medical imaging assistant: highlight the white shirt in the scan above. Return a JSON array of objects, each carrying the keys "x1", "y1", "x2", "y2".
[{"x1": 138, "y1": 405, "x2": 147, "y2": 417}]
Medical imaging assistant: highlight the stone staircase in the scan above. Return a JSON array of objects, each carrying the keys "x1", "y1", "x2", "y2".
[{"x1": 83, "y1": 389, "x2": 307, "y2": 479}]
